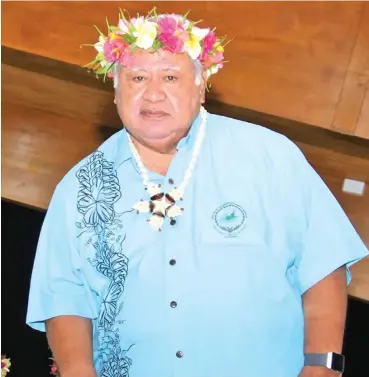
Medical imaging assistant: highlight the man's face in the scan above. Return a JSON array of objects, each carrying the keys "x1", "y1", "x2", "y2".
[{"x1": 115, "y1": 49, "x2": 206, "y2": 151}]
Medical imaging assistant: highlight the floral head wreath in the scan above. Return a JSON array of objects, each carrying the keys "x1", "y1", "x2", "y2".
[{"x1": 83, "y1": 7, "x2": 229, "y2": 83}]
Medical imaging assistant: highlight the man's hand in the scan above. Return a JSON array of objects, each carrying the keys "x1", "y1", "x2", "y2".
[{"x1": 298, "y1": 366, "x2": 341, "y2": 377}]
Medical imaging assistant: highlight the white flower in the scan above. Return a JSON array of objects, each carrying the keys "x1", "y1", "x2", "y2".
[
  {"x1": 191, "y1": 26, "x2": 210, "y2": 40},
  {"x1": 182, "y1": 19, "x2": 191, "y2": 29},
  {"x1": 118, "y1": 18, "x2": 130, "y2": 34},
  {"x1": 206, "y1": 65, "x2": 219, "y2": 79},
  {"x1": 132, "y1": 17, "x2": 157, "y2": 50},
  {"x1": 185, "y1": 26, "x2": 210, "y2": 59},
  {"x1": 94, "y1": 35, "x2": 105, "y2": 53}
]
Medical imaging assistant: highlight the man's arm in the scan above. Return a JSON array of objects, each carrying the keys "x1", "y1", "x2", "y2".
[
  {"x1": 47, "y1": 316, "x2": 97, "y2": 377},
  {"x1": 299, "y1": 266, "x2": 347, "y2": 377}
]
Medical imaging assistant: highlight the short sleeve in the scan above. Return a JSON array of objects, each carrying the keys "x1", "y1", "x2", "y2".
[
  {"x1": 26, "y1": 182, "x2": 98, "y2": 332},
  {"x1": 285, "y1": 142, "x2": 369, "y2": 295}
]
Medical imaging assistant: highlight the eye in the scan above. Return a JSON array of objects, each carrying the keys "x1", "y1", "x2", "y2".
[
  {"x1": 133, "y1": 76, "x2": 145, "y2": 82},
  {"x1": 165, "y1": 75, "x2": 177, "y2": 82}
]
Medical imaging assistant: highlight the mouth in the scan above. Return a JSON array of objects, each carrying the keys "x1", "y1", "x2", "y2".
[{"x1": 140, "y1": 109, "x2": 169, "y2": 119}]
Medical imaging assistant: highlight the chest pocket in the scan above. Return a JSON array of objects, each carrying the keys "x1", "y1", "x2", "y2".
[{"x1": 198, "y1": 200, "x2": 268, "y2": 250}]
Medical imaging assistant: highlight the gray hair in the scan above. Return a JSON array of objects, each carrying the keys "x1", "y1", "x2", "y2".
[{"x1": 113, "y1": 58, "x2": 203, "y2": 89}]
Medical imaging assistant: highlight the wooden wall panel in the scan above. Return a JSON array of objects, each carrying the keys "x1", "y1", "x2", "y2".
[
  {"x1": 1, "y1": 104, "x2": 101, "y2": 210},
  {"x1": 1, "y1": 64, "x2": 120, "y2": 127},
  {"x1": 1, "y1": 1, "x2": 364, "y2": 130},
  {"x1": 333, "y1": 3, "x2": 369, "y2": 137},
  {"x1": 356, "y1": 89, "x2": 369, "y2": 139}
]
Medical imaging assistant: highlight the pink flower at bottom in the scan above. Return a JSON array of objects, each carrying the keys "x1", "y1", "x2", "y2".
[
  {"x1": 50, "y1": 358, "x2": 59, "y2": 376},
  {"x1": 1, "y1": 355, "x2": 11, "y2": 377}
]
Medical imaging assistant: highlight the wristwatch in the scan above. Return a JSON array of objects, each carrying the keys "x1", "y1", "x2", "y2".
[{"x1": 304, "y1": 352, "x2": 345, "y2": 373}]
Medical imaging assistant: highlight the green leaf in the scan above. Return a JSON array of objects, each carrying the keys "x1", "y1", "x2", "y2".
[
  {"x1": 146, "y1": 6, "x2": 156, "y2": 19},
  {"x1": 129, "y1": 23, "x2": 136, "y2": 34},
  {"x1": 119, "y1": 7, "x2": 126, "y2": 21},
  {"x1": 183, "y1": 9, "x2": 191, "y2": 22},
  {"x1": 110, "y1": 26, "x2": 120, "y2": 32},
  {"x1": 151, "y1": 38, "x2": 162, "y2": 52},
  {"x1": 124, "y1": 33, "x2": 136, "y2": 44},
  {"x1": 192, "y1": 19, "x2": 203, "y2": 26},
  {"x1": 93, "y1": 24, "x2": 105, "y2": 37},
  {"x1": 79, "y1": 43, "x2": 96, "y2": 48},
  {"x1": 153, "y1": 7, "x2": 158, "y2": 20},
  {"x1": 125, "y1": 9, "x2": 132, "y2": 21},
  {"x1": 222, "y1": 37, "x2": 233, "y2": 48}
]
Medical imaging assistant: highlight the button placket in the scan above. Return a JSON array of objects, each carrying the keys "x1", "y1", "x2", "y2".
[
  {"x1": 166, "y1": 252, "x2": 184, "y2": 364},
  {"x1": 163, "y1": 166, "x2": 187, "y2": 366}
]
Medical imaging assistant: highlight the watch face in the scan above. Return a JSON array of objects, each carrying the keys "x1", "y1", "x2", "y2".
[{"x1": 331, "y1": 353, "x2": 345, "y2": 372}]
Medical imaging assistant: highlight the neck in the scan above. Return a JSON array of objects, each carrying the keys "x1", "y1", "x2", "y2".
[{"x1": 132, "y1": 138, "x2": 176, "y2": 175}]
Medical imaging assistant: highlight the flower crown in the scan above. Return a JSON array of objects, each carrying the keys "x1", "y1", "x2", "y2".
[{"x1": 83, "y1": 7, "x2": 228, "y2": 82}]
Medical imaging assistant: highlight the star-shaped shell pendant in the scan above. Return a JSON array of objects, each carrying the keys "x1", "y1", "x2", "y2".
[{"x1": 132, "y1": 184, "x2": 184, "y2": 231}]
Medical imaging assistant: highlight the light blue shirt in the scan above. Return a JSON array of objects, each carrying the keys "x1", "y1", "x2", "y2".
[{"x1": 26, "y1": 111, "x2": 368, "y2": 377}]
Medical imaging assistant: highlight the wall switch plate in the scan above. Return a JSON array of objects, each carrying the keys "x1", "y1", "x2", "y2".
[{"x1": 342, "y1": 179, "x2": 366, "y2": 196}]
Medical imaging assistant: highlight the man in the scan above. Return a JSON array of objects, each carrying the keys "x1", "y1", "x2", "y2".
[{"x1": 26, "y1": 8, "x2": 368, "y2": 377}]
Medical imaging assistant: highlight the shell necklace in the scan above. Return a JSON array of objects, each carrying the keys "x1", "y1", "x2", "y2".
[{"x1": 128, "y1": 106, "x2": 207, "y2": 231}]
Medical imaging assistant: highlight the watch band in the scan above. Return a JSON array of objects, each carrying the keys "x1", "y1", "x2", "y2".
[{"x1": 304, "y1": 352, "x2": 345, "y2": 373}]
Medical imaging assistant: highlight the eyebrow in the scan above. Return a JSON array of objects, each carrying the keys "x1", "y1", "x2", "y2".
[
  {"x1": 127, "y1": 65, "x2": 181, "y2": 73},
  {"x1": 162, "y1": 66, "x2": 181, "y2": 71}
]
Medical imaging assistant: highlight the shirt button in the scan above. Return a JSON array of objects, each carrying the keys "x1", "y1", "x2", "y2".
[
  {"x1": 169, "y1": 178, "x2": 174, "y2": 185},
  {"x1": 169, "y1": 259, "x2": 176, "y2": 266},
  {"x1": 170, "y1": 301, "x2": 177, "y2": 308},
  {"x1": 176, "y1": 351, "x2": 183, "y2": 358}
]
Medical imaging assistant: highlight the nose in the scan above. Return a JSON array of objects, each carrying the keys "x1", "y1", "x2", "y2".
[{"x1": 142, "y1": 78, "x2": 166, "y2": 103}]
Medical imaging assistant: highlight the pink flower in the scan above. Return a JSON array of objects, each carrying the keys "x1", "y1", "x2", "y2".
[
  {"x1": 200, "y1": 30, "x2": 217, "y2": 61},
  {"x1": 103, "y1": 34, "x2": 133, "y2": 66},
  {"x1": 157, "y1": 16, "x2": 188, "y2": 53},
  {"x1": 50, "y1": 358, "x2": 59, "y2": 376},
  {"x1": 202, "y1": 50, "x2": 224, "y2": 70},
  {"x1": 1, "y1": 354, "x2": 11, "y2": 376}
]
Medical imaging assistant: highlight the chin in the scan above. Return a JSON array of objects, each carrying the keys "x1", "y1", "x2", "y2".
[
  {"x1": 142, "y1": 130, "x2": 174, "y2": 141},
  {"x1": 139, "y1": 119, "x2": 175, "y2": 140}
]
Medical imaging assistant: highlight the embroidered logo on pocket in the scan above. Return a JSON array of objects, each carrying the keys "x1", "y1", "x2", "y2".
[{"x1": 212, "y1": 202, "x2": 247, "y2": 237}]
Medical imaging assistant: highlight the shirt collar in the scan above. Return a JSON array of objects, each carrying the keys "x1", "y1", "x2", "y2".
[{"x1": 115, "y1": 110, "x2": 203, "y2": 167}]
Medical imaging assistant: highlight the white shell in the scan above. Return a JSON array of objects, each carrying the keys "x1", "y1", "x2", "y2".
[
  {"x1": 152, "y1": 197, "x2": 170, "y2": 215},
  {"x1": 147, "y1": 215, "x2": 164, "y2": 231},
  {"x1": 168, "y1": 188, "x2": 183, "y2": 201},
  {"x1": 132, "y1": 200, "x2": 151, "y2": 213},
  {"x1": 147, "y1": 183, "x2": 162, "y2": 196},
  {"x1": 166, "y1": 205, "x2": 183, "y2": 218}
]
